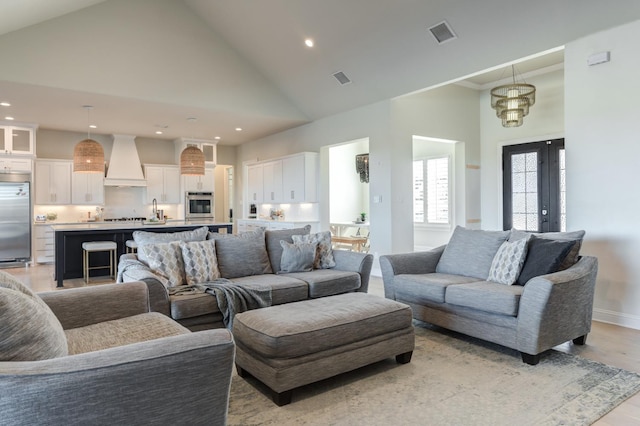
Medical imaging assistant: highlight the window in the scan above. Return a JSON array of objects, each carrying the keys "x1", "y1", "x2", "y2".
[{"x1": 413, "y1": 157, "x2": 450, "y2": 224}]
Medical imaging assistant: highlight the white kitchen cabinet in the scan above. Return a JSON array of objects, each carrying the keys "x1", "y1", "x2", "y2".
[
  {"x1": 247, "y1": 164, "x2": 264, "y2": 203},
  {"x1": 72, "y1": 171, "x2": 104, "y2": 204},
  {"x1": 145, "y1": 165, "x2": 180, "y2": 204},
  {"x1": 282, "y1": 153, "x2": 318, "y2": 202},
  {"x1": 0, "y1": 125, "x2": 35, "y2": 155},
  {"x1": 262, "y1": 160, "x2": 283, "y2": 203},
  {"x1": 174, "y1": 138, "x2": 217, "y2": 165},
  {"x1": 35, "y1": 160, "x2": 71, "y2": 205},
  {"x1": 34, "y1": 225, "x2": 55, "y2": 263},
  {"x1": 0, "y1": 157, "x2": 32, "y2": 173},
  {"x1": 183, "y1": 167, "x2": 215, "y2": 193}
]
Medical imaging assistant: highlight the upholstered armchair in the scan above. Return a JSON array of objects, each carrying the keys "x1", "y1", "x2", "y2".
[{"x1": 0, "y1": 272, "x2": 235, "y2": 425}]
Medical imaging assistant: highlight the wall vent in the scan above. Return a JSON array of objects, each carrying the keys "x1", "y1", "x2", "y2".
[
  {"x1": 429, "y1": 21, "x2": 457, "y2": 44},
  {"x1": 333, "y1": 71, "x2": 352, "y2": 85}
]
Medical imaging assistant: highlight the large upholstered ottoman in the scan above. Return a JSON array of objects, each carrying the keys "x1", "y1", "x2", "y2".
[{"x1": 232, "y1": 292, "x2": 415, "y2": 405}]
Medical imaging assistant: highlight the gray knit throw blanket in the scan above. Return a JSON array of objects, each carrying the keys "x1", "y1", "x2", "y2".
[{"x1": 168, "y1": 280, "x2": 272, "y2": 329}]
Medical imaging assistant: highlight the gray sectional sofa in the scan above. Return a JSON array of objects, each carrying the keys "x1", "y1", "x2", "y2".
[
  {"x1": 380, "y1": 226, "x2": 598, "y2": 365},
  {"x1": 118, "y1": 225, "x2": 373, "y2": 330}
]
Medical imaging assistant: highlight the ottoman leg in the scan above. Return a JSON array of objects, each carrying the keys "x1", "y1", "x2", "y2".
[
  {"x1": 396, "y1": 351, "x2": 413, "y2": 364},
  {"x1": 272, "y1": 389, "x2": 293, "y2": 406},
  {"x1": 236, "y1": 364, "x2": 252, "y2": 378}
]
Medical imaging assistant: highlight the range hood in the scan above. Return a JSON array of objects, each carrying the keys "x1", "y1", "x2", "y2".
[{"x1": 104, "y1": 134, "x2": 147, "y2": 187}]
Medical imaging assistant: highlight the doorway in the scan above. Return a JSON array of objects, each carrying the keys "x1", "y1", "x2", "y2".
[
  {"x1": 215, "y1": 165, "x2": 233, "y2": 222},
  {"x1": 502, "y1": 138, "x2": 565, "y2": 232}
]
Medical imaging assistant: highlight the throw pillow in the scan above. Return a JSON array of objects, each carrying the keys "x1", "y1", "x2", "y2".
[
  {"x1": 0, "y1": 270, "x2": 68, "y2": 361},
  {"x1": 208, "y1": 227, "x2": 272, "y2": 278},
  {"x1": 179, "y1": 240, "x2": 220, "y2": 285},
  {"x1": 278, "y1": 240, "x2": 317, "y2": 273},
  {"x1": 141, "y1": 241, "x2": 186, "y2": 287},
  {"x1": 264, "y1": 225, "x2": 312, "y2": 273},
  {"x1": 516, "y1": 236, "x2": 576, "y2": 286},
  {"x1": 510, "y1": 229, "x2": 585, "y2": 271},
  {"x1": 487, "y1": 237, "x2": 529, "y2": 285},
  {"x1": 292, "y1": 231, "x2": 336, "y2": 269},
  {"x1": 436, "y1": 226, "x2": 511, "y2": 280},
  {"x1": 133, "y1": 226, "x2": 209, "y2": 264}
]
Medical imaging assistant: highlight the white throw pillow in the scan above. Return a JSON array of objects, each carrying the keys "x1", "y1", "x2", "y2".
[{"x1": 487, "y1": 237, "x2": 529, "y2": 285}]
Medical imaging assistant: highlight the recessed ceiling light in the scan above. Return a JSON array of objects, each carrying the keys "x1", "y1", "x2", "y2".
[
  {"x1": 155, "y1": 131, "x2": 163, "y2": 135},
  {"x1": 4, "y1": 116, "x2": 14, "y2": 120},
  {"x1": 304, "y1": 38, "x2": 314, "y2": 48},
  {"x1": 235, "y1": 127, "x2": 242, "y2": 132},
  {"x1": 89, "y1": 124, "x2": 97, "y2": 129},
  {"x1": 214, "y1": 136, "x2": 221, "y2": 140},
  {"x1": 0, "y1": 102, "x2": 10, "y2": 107}
]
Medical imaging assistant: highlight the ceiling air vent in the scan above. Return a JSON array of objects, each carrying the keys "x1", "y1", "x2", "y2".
[
  {"x1": 429, "y1": 21, "x2": 457, "y2": 44},
  {"x1": 333, "y1": 71, "x2": 352, "y2": 85}
]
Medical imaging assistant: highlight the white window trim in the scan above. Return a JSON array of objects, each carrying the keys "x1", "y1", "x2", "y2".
[{"x1": 413, "y1": 155, "x2": 452, "y2": 227}]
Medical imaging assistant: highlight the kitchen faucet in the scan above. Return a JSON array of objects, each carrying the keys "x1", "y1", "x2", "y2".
[{"x1": 152, "y1": 198, "x2": 157, "y2": 218}]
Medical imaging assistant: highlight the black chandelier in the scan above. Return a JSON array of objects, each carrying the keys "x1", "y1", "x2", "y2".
[{"x1": 355, "y1": 153, "x2": 369, "y2": 183}]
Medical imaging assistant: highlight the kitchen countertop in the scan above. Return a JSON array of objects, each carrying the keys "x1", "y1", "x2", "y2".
[{"x1": 49, "y1": 220, "x2": 232, "y2": 231}]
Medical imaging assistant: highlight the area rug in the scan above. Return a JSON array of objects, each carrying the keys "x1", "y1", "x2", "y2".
[{"x1": 227, "y1": 321, "x2": 640, "y2": 425}]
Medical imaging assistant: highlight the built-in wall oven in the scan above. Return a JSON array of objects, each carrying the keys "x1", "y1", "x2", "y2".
[{"x1": 185, "y1": 191, "x2": 214, "y2": 220}]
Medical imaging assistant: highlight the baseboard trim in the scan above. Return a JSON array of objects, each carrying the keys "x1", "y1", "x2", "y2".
[{"x1": 593, "y1": 308, "x2": 640, "y2": 331}]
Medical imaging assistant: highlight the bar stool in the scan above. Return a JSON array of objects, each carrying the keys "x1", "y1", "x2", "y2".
[
  {"x1": 82, "y1": 241, "x2": 117, "y2": 284},
  {"x1": 125, "y1": 240, "x2": 138, "y2": 254}
]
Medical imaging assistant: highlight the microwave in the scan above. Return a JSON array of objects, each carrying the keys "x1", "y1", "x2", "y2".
[{"x1": 185, "y1": 191, "x2": 214, "y2": 220}]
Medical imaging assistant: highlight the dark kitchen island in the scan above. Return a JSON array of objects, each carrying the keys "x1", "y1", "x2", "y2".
[{"x1": 53, "y1": 221, "x2": 232, "y2": 287}]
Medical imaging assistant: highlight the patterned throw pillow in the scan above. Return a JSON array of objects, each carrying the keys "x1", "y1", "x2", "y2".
[
  {"x1": 179, "y1": 240, "x2": 220, "y2": 285},
  {"x1": 487, "y1": 237, "x2": 529, "y2": 285},
  {"x1": 278, "y1": 240, "x2": 317, "y2": 273},
  {"x1": 133, "y1": 226, "x2": 209, "y2": 264},
  {"x1": 141, "y1": 241, "x2": 186, "y2": 287},
  {"x1": 0, "y1": 270, "x2": 68, "y2": 361},
  {"x1": 292, "y1": 231, "x2": 336, "y2": 269}
]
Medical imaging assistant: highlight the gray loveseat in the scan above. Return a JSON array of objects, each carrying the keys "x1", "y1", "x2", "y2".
[
  {"x1": 380, "y1": 226, "x2": 598, "y2": 365},
  {"x1": 119, "y1": 226, "x2": 373, "y2": 330}
]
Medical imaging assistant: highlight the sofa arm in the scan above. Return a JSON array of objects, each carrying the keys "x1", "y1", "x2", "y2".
[
  {"x1": 516, "y1": 256, "x2": 598, "y2": 355},
  {"x1": 332, "y1": 250, "x2": 374, "y2": 293},
  {"x1": 118, "y1": 253, "x2": 171, "y2": 316},
  {"x1": 39, "y1": 282, "x2": 150, "y2": 330},
  {"x1": 0, "y1": 329, "x2": 235, "y2": 426},
  {"x1": 380, "y1": 246, "x2": 445, "y2": 300}
]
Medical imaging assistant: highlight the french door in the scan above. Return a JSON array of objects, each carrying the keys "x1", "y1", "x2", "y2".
[{"x1": 502, "y1": 139, "x2": 565, "y2": 232}]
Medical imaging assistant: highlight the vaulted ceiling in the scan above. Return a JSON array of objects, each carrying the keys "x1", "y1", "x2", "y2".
[{"x1": 1, "y1": 0, "x2": 639, "y2": 145}]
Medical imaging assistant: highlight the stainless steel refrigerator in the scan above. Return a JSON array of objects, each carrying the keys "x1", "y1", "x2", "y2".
[{"x1": 0, "y1": 173, "x2": 31, "y2": 264}]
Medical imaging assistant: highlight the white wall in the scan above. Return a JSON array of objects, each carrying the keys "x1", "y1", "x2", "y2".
[
  {"x1": 329, "y1": 138, "x2": 369, "y2": 223},
  {"x1": 565, "y1": 20, "x2": 640, "y2": 329}
]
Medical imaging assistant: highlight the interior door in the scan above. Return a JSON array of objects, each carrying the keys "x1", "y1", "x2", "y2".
[{"x1": 502, "y1": 139, "x2": 565, "y2": 232}]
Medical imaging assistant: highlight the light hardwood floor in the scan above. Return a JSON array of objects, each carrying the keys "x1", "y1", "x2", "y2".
[{"x1": 4, "y1": 263, "x2": 640, "y2": 425}]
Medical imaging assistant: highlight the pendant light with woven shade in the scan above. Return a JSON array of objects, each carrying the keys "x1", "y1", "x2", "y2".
[
  {"x1": 73, "y1": 105, "x2": 105, "y2": 173},
  {"x1": 180, "y1": 117, "x2": 205, "y2": 175}
]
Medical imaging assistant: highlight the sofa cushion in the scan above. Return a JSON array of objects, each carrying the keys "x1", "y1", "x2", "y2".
[
  {"x1": 265, "y1": 225, "x2": 311, "y2": 273},
  {"x1": 278, "y1": 240, "x2": 317, "y2": 273},
  {"x1": 436, "y1": 226, "x2": 510, "y2": 280},
  {"x1": 284, "y1": 269, "x2": 361, "y2": 298},
  {"x1": 510, "y1": 229, "x2": 585, "y2": 270},
  {"x1": 516, "y1": 236, "x2": 576, "y2": 286},
  {"x1": 65, "y1": 312, "x2": 190, "y2": 355},
  {"x1": 231, "y1": 274, "x2": 309, "y2": 305},
  {"x1": 487, "y1": 237, "x2": 529, "y2": 285},
  {"x1": 134, "y1": 226, "x2": 209, "y2": 264},
  {"x1": 170, "y1": 293, "x2": 220, "y2": 320},
  {"x1": 179, "y1": 240, "x2": 220, "y2": 285},
  {"x1": 394, "y1": 273, "x2": 481, "y2": 304},
  {"x1": 292, "y1": 231, "x2": 336, "y2": 269},
  {"x1": 0, "y1": 271, "x2": 68, "y2": 361},
  {"x1": 445, "y1": 281, "x2": 524, "y2": 317},
  {"x1": 142, "y1": 241, "x2": 186, "y2": 287},
  {"x1": 209, "y1": 228, "x2": 272, "y2": 278}
]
